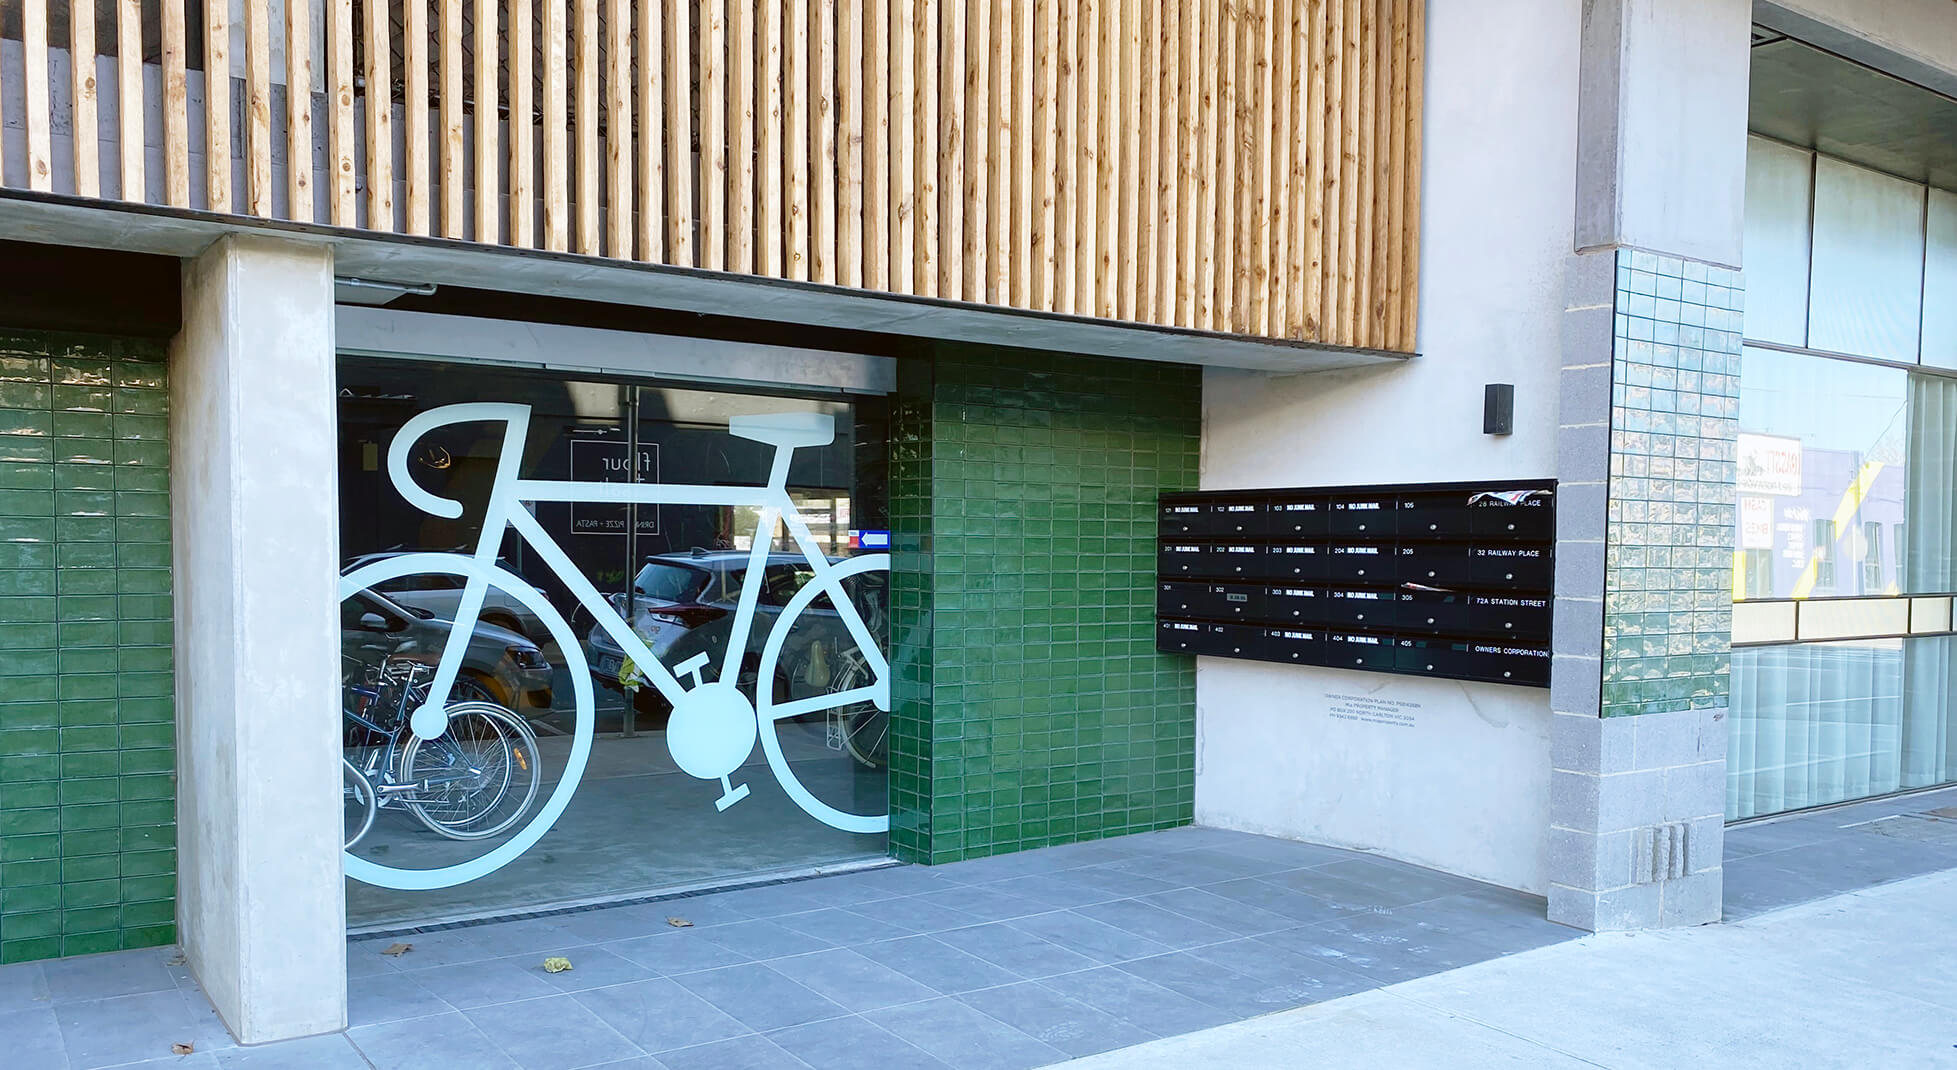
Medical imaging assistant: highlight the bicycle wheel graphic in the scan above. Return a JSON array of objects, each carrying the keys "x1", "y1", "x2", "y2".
[
  {"x1": 754, "y1": 553, "x2": 892, "y2": 834},
  {"x1": 339, "y1": 553, "x2": 594, "y2": 890}
]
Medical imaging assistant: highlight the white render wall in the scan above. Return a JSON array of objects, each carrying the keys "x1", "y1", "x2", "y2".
[
  {"x1": 171, "y1": 235, "x2": 346, "y2": 1042},
  {"x1": 1194, "y1": 0, "x2": 1583, "y2": 894}
]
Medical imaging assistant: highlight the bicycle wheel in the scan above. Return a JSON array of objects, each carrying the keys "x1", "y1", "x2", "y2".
[
  {"x1": 339, "y1": 552, "x2": 595, "y2": 891},
  {"x1": 401, "y1": 701, "x2": 542, "y2": 841},
  {"x1": 755, "y1": 553, "x2": 891, "y2": 834},
  {"x1": 834, "y1": 649, "x2": 887, "y2": 769},
  {"x1": 344, "y1": 757, "x2": 378, "y2": 850}
]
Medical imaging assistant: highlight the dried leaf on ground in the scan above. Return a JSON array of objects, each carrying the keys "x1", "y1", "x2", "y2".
[
  {"x1": 542, "y1": 956, "x2": 574, "y2": 973},
  {"x1": 666, "y1": 917, "x2": 693, "y2": 928},
  {"x1": 381, "y1": 943, "x2": 413, "y2": 957},
  {"x1": 171, "y1": 1043, "x2": 194, "y2": 1055}
]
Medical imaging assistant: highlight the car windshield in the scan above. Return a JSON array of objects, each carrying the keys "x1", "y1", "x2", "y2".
[{"x1": 634, "y1": 562, "x2": 710, "y2": 603}]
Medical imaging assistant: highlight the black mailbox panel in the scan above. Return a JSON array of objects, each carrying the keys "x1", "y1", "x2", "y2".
[{"x1": 1158, "y1": 479, "x2": 1554, "y2": 687}]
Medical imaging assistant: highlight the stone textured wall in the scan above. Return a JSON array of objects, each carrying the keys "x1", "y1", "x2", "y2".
[
  {"x1": 888, "y1": 346, "x2": 1201, "y2": 864},
  {"x1": 0, "y1": 331, "x2": 175, "y2": 964}
]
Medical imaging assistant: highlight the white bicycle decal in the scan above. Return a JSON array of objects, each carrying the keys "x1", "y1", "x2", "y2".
[{"x1": 340, "y1": 403, "x2": 891, "y2": 890}]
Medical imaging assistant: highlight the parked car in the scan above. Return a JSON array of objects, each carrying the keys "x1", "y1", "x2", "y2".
[
  {"x1": 341, "y1": 587, "x2": 556, "y2": 711},
  {"x1": 586, "y1": 550, "x2": 887, "y2": 723},
  {"x1": 342, "y1": 552, "x2": 553, "y2": 644}
]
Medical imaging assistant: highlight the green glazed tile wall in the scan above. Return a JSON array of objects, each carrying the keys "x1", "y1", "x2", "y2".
[
  {"x1": 0, "y1": 331, "x2": 175, "y2": 964},
  {"x1": 1602, "y1": 249, "x2": 1741, "y2": 717},
  {"x1": 888, "y1": 346, "x2": 1201, "y2": 864}
]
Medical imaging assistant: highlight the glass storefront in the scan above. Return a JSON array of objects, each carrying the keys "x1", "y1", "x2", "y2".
[
  {"x1": 1729, "y1": 136, "x2": 1957, "y2": 819},
  {"x1": 336, "y1": 357, "x2": 892, "y2": 928}
]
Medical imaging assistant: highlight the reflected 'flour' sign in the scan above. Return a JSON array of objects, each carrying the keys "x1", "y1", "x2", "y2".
[{"x1": 1738, "y1": 433, "x2": 1802, "y2": 497}]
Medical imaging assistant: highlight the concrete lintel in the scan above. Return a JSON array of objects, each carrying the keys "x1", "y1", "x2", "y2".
[{"x1": 0, "y1": 190, "x2": 1409, "y2": 375}]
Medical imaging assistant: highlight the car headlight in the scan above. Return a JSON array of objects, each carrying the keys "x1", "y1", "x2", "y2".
[{"x1": 507, "y1": 645, "x2": 550, "y2": 671}]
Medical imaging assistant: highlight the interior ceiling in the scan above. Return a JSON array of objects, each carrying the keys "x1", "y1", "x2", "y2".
[{"x1": 1751, "y1": 33, "x2": 1957, "y2": 190}]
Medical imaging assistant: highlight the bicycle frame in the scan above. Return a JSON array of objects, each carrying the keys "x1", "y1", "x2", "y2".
[{"x1": 386, "y1": 403, "x2": 890, "y2": 742}]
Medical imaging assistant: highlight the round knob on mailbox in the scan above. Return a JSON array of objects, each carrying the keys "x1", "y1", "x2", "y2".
[
  {"x1": 1428, "y1": 523, "x2": 1437, "y2": 531},
  {"x1": 1505, "y1": 572, "x2": 1514, "y2": 580},
  {"x1": 1507, "y1": 522, "x2": 1516, "y2": 531},
  {"x1": 1427, "y1": 570, "x2": 1436, "y2": 578},
  {"x1": 1503, "y1": 671, "x2": 1513, "y2": 678},
  {"x1": 1426, "y1": 663, "x2": 1434, "y2": 670},
  {"x1": 1354, "y1": 658, "x2": 1364, "y2": 665},
  {"x1": 1505, "y1": 622, "x2": 1513, "y2": 629},
  {"x1": 1356, "y1": 613, "x2": 1366, "y2": 621},
  {"x1": 1426, "y1": 617, "x2": 1436, "y2": 625}
]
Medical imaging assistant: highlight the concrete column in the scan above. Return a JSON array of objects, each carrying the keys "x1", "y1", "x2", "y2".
[
  {"x1": 170, "y1": 235, "x2": 345, "y2": 1041},
  {"x1": 1550, "y1": 0, "x2": 1751, "y2": 931}
]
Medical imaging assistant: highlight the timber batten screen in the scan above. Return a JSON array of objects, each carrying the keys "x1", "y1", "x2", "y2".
[{"x1": 0, "y1": 0, "x2": 1422, "y2": 351}]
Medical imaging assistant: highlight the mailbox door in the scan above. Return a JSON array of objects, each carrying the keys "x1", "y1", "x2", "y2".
[
  {"x1": 1465, "y1": 593, "x2": 1552, "y2": 639},
  {"x1": 1206, "y1": 502, "x2": 1267, "y2": 538},
  {"x1": 1184, "y1": 622, "x2": 1264, "y2": 659},
  {"x1": 1156, "y1": 581, "x2": 1211, "y2": 618},
  {"x1": 1469, "y1": 642, "x2": 1552, "y2": 686},
  {"x1": 1158, "y1": 501, "x2": 1208, "y2": 538},
  {"x1": 1468, "y1": 545, "x2": 1553, "y2": 588},
  {"x1": 1396, "y1": 543, "x2": 1473, "y2": 586},
  {"x1": 1263, "y1": 586, "x2": 1328, "y2": 626},
  {"x1": 1327, "y1": 632, "x2": 1395, "y2": 671},
  {"x1": 1470, "y1": 499, "x2": 1555, "y2": 540},
  {"x1": 1259, "y1": 544, "x2": 1327, "y2": 582},
  {"x1": 1328, "y1": 496, "x2": 1397, "y2": 537},
  {"x1": 1157, "y1": 620, "x2": 1206, "y2": 654},
  {"x1": 1208, "y1": 544, "x2": 1263, "y2": 582},
  {"x1": 1264, "y1": 628, "x2": 1325, "y2": 666},
  {"x1": 1325, "y1": 544, "x2": 1393, "y2": 585},
  {"x1": 1325, "y1": 589, "x2": 1396, "y2": 630},
  {"x1": 1205, "y1": 584, "x2": 1266, "y2": 621},
  {"x1": 1396, "y1": 493, "x2": 1475, "y2": 541},
  {"x1": 1267, "y1": 497, "x2": 1327, "y2": 539},
  {"x1": 1158, "y1": 542, "x2": 1213, "y2": 580},
  {"x1": 1395, "y1": 590, "x2": 1472, "y2": 634},
  {"x1": 1395, "y1": 637, "x2": 1476, "y2": 677}
]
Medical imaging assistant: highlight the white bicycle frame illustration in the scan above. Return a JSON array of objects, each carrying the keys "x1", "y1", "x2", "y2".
[{"x1": 339, "y1": 402, "x2": 891, "y2": 890}]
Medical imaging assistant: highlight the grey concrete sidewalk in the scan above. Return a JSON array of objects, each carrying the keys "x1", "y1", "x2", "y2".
[{"x1": 1063, "y1": 866, "x2": 1957, "y2": 1069}]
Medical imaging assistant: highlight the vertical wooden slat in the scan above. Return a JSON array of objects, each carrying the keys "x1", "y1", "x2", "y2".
[
  {"x1": 511, "y1": 0, "x2": 535, "y2": 245},
  {"x1": 1093, "y1": 0, "x2": 1116, "y2": 317},
  {"x1": 666, "y1": 0, "x2": 695, "y2": 264},
  {"x1": 1074, "y1": 0, "x2": 1097, "y2": 316},
  {"x1": 22, "y1": 0, "x2": 52, "y2": 191},
  {"x1": 814, "y1": 0, "x2": 836, "y2": 281},
  {"x1": 1010, "y1": 0, "x2": 1032, "y2": 307},
  {"x1": 476, "y1": 0, "x2": 500, "y2": 241},
  {"x1": 543, "y1": 0, "x2": 570, "y2": 250},
  {"x1": 245, "y1": 0, "x2": 272, "y2": 216},
  {"x1": 865, "y1": 0, "x2": 889, "y2": 289},
  {"x1": 574, "y1": 0, "x2": 599, "y2": 252},
  {"x1": 70, "y1": 0, "x2": 99, "y2": 197},
  {"x1": 1382, "y1": 0, "x2": 1405, "y2": 346},
  {"x1": 1214, "y1": 0, "x2": 1236, "y2": 329},
  {"x1": 729, "y1": 0, "x2": 755, "y2": 273},
  {"x1": 606, "y1": 0, "x2": 631, "y2": 255},
  {"x1": 364, "y1": 0, "x2": 394, "y2": 229},
  {"x1": 1401, "y1": 0, "x2": 1421, "y2": 348},
  {"x1": 1193, "y1": 0, "x2": 1218, "y2": 329},
  {"x1": 891, "y1": 0, "x2": 913, "y2": 292},
  {"x1": 1335, "y1": 0, "x2": 1360, "y2": 344},
  {"x1": 331, "y1": 0, "x2": 356, "y2": 224},
  {"x1": 700, "y1": 0, "x2": 727, "y2": 268},
  {"x1": 287, "y1": 0, "x2": 315, "y2": 221},
  {"x1": 1313, "y1": 0, "x2": 1337, "y2": 337},
  {"x1": 639, "y1": 0, "x2": 664, "y2": 260},
  {"x1": 1155, "y1": 0, "x2": 1180, "y2": 322},
  {"x1": 117, "y1": 0, "x2": 143, "y2": 200},
  {"x1": 1249, "y1": 0, "x2": 1274, "y2": 335},
  {"x1": 914, "y1": 0, "x2": 937, "y2": 296},
  {"x1": 1271, "y1": 0, "x2": 1294, "y2": 336},
  {"x1": 1353, "y1": 0, "x2": 1376, "y2": 346},
  {"x1": 840, "y1": 0, "x2": 864, "y2": 286},
  {"x1": 1116, "y1": 0, "x2": 1140, "y2": 321},
  {"x1": 788, "y1": 0, "x2": 811, "y2": 279},
  {"x1": 760, "y1": 0, "x2": 784, "y2": 277},
  {"x1": 1290, "y1": 0, "x2": 1317, "y2": 337},
  {"x1": 162, "y1": 3, "x2": 190, "y2": 207},
  {"x1": 959, "y1": 0, "x2": 983, "y2": 301},
  {"x1": 1174, "y1": 0, "x2": 1199, "y2": 326},
  {"x1": 990, "y1": 0, "x2": 1012, "y2": 303},
  {"x1": 204, "y1": 0, "x2": 230, "y2": 210},
  {"x1": 1135, "y1": 0, "x2": 1157, "y2": 323},
  {"x1": 942, "y1": 0, "x2": 967, "y2": 301},
  {"x1": 1372, "y1": 0, "x2": 1393, "y2": 346},
  {"x1": 1054, "y1": 0, "x2": 1078, "y2": 314},
  {"x1": 1233, "y1": 0, "x2": 1256, "y2": 331},
  {"x1": 404, "y1": 0, "x2": 430, "y2": 233},
  {"x1": 440, "y1": 0, "x2": 465, "y2": 235},
  {"x1": 1031, "y1": 0, "x2": 1057, "y2": 310}
]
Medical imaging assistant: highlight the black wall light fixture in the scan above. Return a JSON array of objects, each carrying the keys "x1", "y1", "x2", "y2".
[{"x1": 1483, "y1": 383, "x2": 1515, "y2": 436}]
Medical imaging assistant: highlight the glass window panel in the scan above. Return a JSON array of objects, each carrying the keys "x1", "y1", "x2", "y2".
[
  {"x1": 1728, "y1": 640, "x2": 1904, "y2": 820},
  {"x1": 1808, "y1": 156, "x2": 1926, "y2": 363},
  {"x1": 1905, "y1": 372, "x2": 1957, "y2": 593},
  {"x1": 1742, "y1": 137, "x2": 1814, "y2": 347},
  {"x1": 1924, "y1": 188, "x2": 1957, "y2": 370},
  {"x1": 1734, "y1": 348, "x2": 1907, "y2": 600},
  {"x1": 1901, "y1": 636, "x2": 1957, "y2": 791}
]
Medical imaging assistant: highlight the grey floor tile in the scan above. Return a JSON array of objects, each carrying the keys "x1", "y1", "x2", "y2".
[
  {"x1": 1026, "y1": 840, "x2": 1148, "y2": 869},
  {"x1": 0, "y1": 960, "x2": 51, "y2": 1014},
  {"x1": 501, "y1": 946, "x2": 659, "y2": 994},
  {"x1": 1139, "y1": 887, "x2": 1298, "y2": 936},
  {"x1": 827, "y1": 866, "x2": 966, "y2": 900},
  {"x1": 901, "y1": 888, "x2": 1048, "y2": 926},
  {"x1": 772, "y1": 908, "x2": 911, "y2": 947},
  {"x1": 363, "y1": 928, "x2": 509, "y2": 971},
  {"x1": 212, "y1": 1033, "x2": 371, "y2": 1069},
  {"x1": 345, "y1": 940, "x2": 400, "y2": 978},
  {"x1": 98, "y1": 1055, "x2": 220, "y2": 1069},
  {"x1": 1200, "y1": 876, "x2": 1360, "y2": 925},
  {"x1": 699, "y1": 920, "x2": 836, "y2": 960},
  {"x1": 701, "y1": 884, "x2": 835, "y2": 919},
  {"x1": 1033, "y1": 967, "x2": 1233, "y2": 1037},
  {"x1": 605, "y1": 932, "x2": 753, "y2": 975},
  {"x1": 956, "y1": 981, "x2": 1154, "y2": 1058},
  {"x1": 852, "y1": 936, "x2": 1021, "y2": 994},
  {"x1": 1260, "y1": 864, "x2": 1430, "y2": 911},
  {"x1": 1316, "y1": 858, "x2": 1484, "y2": 904},
  {"x1": 1121, "y1": 826, "x2": 1254, "y2": 853},
  {"x1": 464, "y1": 994, "x2": 645, "y2": 1070},
  {"x1": 632, "y1": 897, "x2": 755, "y2": 930},
  {"x1": 763, "y1": 948, "x2": 941, "y2": 1012},
  {"x1": 845, "y1": 896, "x2": 983, "y2": 935},
  {"x1": 1042, "y1": 866, "x2": 1181, "y2": 901},
  {"x1": 979, "y1": 874, "x2": 1127, "y2": 910},
  {"x1": 572, "y1": 977, "x2": 750, "y2": 1054},
  {"x1": 931, "y1": 923, "x2": 1099, "y2": 979},
  {"x1": 1195, "y1": 834, "x2": 1364, "y2": 871},
  {"x1": 1112, "y1": 951, "x2": 1285, "y2": 1018},
  {"x1": 655, "y1": 1034, "x2": 811, "y2": 1070},
  {"x1": 397, "y1": 957, "x2": 560, "y2": 1010},
  {"x1": 766, "y1": 1013, "x2": 954, "y2": 1070},
  {"x1": 348, "y1": 1010, "x2": 521, "y2": 1070},
  {"x1": 56, "y1": 988, "x2": 236, "y2": 1070},
  {"x1": 557, "y1": 904, "x2": 708, "y2": 945},
  {"x1": 931, "y1": 849, "x2": 1076, "y2": 885},
  {"x1": 1280, "y1": 915, "x2": 1507, "y2": 983},
  {"x1": 466, "y1": 917, "x2": 585, "y2": 953},
  {"x1": 347, "y1": 971, "x2": 450, "y2": 1027},
  {"x1": 0, "y1": 1006, "x2": 69, "y2": 1070},
  {"x1": 866, "y1": 997, "x2": 1066, "y2": 1070},
  {"x1": 580, "y1": 1059, "x2": 667, "y2": 1070},
  {"x1": 1398, "y1": 894, "x2": 1573, "y2": 953},
  {"x1": 1073, "y1": 898, "x2": 1239, "y2": 949},
  {"x1": 671, "y1": 963, "x2": 848, "y2": 1032},
  {"x1": 1004, "y1": 911, "x2": 1175, "y2": 965},
  {"x1": 1182, "y1": 937, "x2": 1379, "y2": 1005},
  {"x1": 43, "y1": 949, "x2": 177, "y2": 1003},
  {"x1": 1104, "y1": 852, "x2": 1266, "y2": 887}
]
